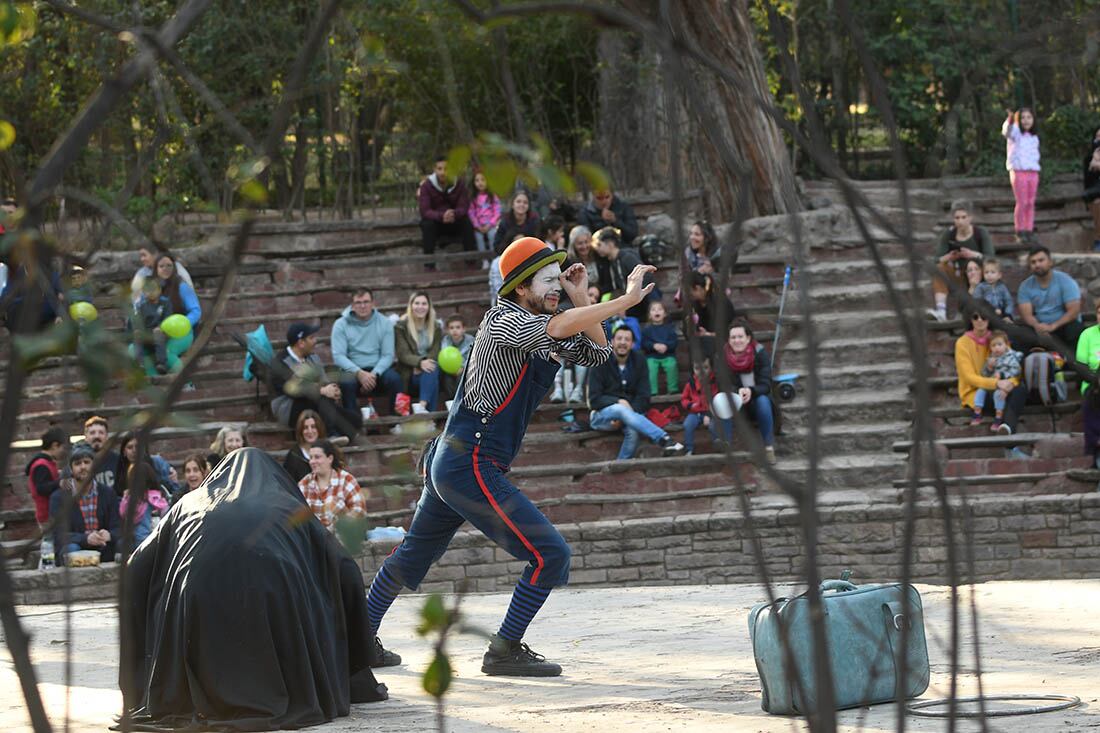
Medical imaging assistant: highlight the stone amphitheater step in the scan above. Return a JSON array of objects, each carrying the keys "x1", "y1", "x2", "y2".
[
  {"x1": 780, "y1": 388, "x2": 910, "y2": 428},
  {"x1": 781, "y1": 420, "x2": 912, "y2": 455},
  {"x1": 757, "y1": 452, "x2": 906, "y2": 491},
  {"x1": 778, "y1": 335, "x2": 910, "y2": 372}
]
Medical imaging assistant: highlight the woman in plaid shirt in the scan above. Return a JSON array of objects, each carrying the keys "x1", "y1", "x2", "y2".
[{"x1": 298, "y1": 440, "x2": 366, "y2": 531}]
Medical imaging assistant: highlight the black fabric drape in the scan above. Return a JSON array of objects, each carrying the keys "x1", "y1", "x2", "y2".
[{"x1": 120, "y1": 448, "x2": 386, "y2": 731}]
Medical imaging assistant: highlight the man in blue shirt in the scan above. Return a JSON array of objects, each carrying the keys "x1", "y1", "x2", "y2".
[{"x1": 1016, "y1": 245, "x2": 1084, "y2": 351}]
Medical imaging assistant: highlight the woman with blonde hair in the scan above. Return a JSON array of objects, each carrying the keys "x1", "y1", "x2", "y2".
[
  {"x1": 394, "y1": 291, "x2": 443, "y2": 414},
  {"x1": 208, "y1": 424, "x2": 247, "y2": 469}
]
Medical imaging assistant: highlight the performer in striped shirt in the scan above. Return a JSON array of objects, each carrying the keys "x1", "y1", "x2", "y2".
[{"x1": 364, "y1": 236, "x2": 663, "y2": 676}]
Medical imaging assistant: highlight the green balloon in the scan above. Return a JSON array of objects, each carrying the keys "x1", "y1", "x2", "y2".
[
  {"x1": 438, "y1": 345, "x2": 463, "y2": 375},
  {"x1": 160, "y1": 313, "x2": 192, "y2": 340},
  {"x1": 600, "y1": 292, "x2": 613, "y2": 303},
  {"x1": 69, "y1": 301, "x2": 98, "y2": 322}
]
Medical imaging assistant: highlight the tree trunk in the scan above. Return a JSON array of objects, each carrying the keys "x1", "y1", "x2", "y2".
[
  {"x1": 674, "y1": 0, "x2": 796, "y2": 217},
  {"x1": 596, "y1": 2, "x2": 797, "y2": 217}
]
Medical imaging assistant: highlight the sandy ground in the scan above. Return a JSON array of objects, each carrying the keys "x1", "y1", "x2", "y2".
[{"x1": 2, "y1": 581, "x2": 1099, "y2": 732}]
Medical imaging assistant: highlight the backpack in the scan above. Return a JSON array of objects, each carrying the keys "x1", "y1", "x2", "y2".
[
  {"x1": 1023, "y1": 350, "x2": 1068, "y2": 431},
  {"x1": 637, "y1": 234, "x2": 673, "y2": 266},
  {"x1": 240, "y1": 324, "x2": 274, "y2": 382}
]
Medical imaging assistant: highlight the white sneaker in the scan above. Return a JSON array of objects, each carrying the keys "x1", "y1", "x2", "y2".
[
  {"x1": 550, "y1": 386, "x2": 565, "y2": 403},
  {"x1": 330, "y1": 435, "x2": 350, "y2": 447},
  {"x1": 390, "y1": 424, "x2": 403, "y2": 436},
  {"x1": 412, "y1": 403, "x2": 429, "y2": 415},
  {"x1": 568, "y1": 386, "x2": 585, "y2": 404},
  {"x1": 925, "y1": 308, "x2": 947, "y2": 323}
]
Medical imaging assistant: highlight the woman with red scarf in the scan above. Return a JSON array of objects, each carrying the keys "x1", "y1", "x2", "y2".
[
  {"x1": 724, "y1": 321, "x2": 776, "y2": 463},
  {"x1": 954, "y1": 303, "x2": 1027, "y2": 434}
]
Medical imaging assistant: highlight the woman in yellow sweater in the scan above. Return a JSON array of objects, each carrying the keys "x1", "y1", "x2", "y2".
[{"x1": 955, "y1": 305, "x2": 1027, "y2": 435}]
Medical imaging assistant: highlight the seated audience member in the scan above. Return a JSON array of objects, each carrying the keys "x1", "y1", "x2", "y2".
[
  {"x1": 542, "y1": 215, "x2": 566, "y2": 250},
  {"x1": 965, "y1": 259, "x2": 984, "y2": 296},
  {"x1": 150, "y1": 253, "x2": 201, "y2": 371},
  {"x1": 129, "y1": 279, "x2": 173, "y2": 374},
  {"x1": 1084, "y1": 131, "x2": 1100, "y2": 252},
  {"x1": 440, "y1": 314, "x2": 474, "y2": 400},
  {"x1": 332, "y1": 289, "x2": 404, "y2": 413},
  {"x1": 285, "y1": 410, "x2": 326, "y2": 484},
  {"x1": 724, "y1": 321, "x2": 777, "y2": 464},
  {"x1": 687, "y1": 271, "x2": 736, "y2": 355},
  {"x1": 1015, "y1": 245, "x2": 1084, "y2": 352},
  {"x1": 927, "y1": 201, "x2": 994, "y2": 323},
  {"x1": 271, "y1": 322, "x2": 362, "y2": 439},
  {"x1": 27, "y1": 426, "x2": 67, "y2": 527},
  {"x1": 973, "y1": 258, "x2": 1015, "y2": 321},
  {"x1": 418, "y1": 155, "x2": 476, "y2": 263},
  {"x1": 578, "y1": 188, "x2": 638, "y2": 246},
  {"x1": 565, "y1": 225, "x2": 600, "y2": 286},
  {"x1": 298, "y1": 439, "x2": 367, "y2": 532},
  {"x1": 50, "y1": 442, "x2": 120, "y2": 564},
  {"x1": 955, "y1": 304, "x2": 1027, "y2": 437},
  {"x1": 1, "y1": 257, "x2": 64, "y2": 333},
  {"x1": 394, "y1": 291, "x2": 443, "y2": 414},
  {"x1": 642, "y1": 300, "x2": 679, "y2": 394},
  {"x1": 115, "y1": 432, "x2": 180, "y2": 498},
  {"x1": 0, "y1": 196, "x2": 15, "y2": 235},
  {"x1": 1076, "y1": 300, "x2": 1100, "y2": 465},
  {"x1": 179, "y1": 453, "x2": 209, "y2": 496},
  {"x1": 468, "y1": 170, "x2": 502, "y2": 259},
  {"x1": 680, "y1": 357, "x2": 732, "y2": 455},
  {"x1": 131, "y1": 243, "x2": 193, "y2": 306},
  {"x1": 83, "y1": 415, "x2": 121, "y2": 493},
  {"x1": 492, "y1": 190, "x2": 541, "y2": 253},
  {"x1": 603, "y1": 299, "x2": 642, "y2": 351},
  {"x1": 685, "y1": 220, "x2": 720, "y2": 274},
  {"x1": 587, "y1": 325, "x2": 687, "y2": 460},
  {"x1": 595, "y1": 226, "x2": 658, "y2": 321},
  {"x1": 208, "y1": 425, "x2": 247, "y2": 471},
  {"x1": 119, "y1": 463, "x2": 169, "y2": 554},
  {"x1": 970, "y1": 330, "x2": 1023, "y2": 431}
]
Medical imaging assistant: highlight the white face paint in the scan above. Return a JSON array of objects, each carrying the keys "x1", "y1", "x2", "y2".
[{"x1": 523, "y1": 262, "x2": 563, "y2": 314}]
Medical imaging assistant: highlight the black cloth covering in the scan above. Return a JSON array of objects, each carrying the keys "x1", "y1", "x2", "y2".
[{"x1": 120, "y1": 448, "x2": 387, "y2": 731}]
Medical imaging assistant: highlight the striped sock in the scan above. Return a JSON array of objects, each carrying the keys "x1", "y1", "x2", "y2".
[
  {"x1": 366, "y1": 566, "x2": 402, "y2": 635},
  {"x1": 497, "y1": 579, "x2": 552, "y2": 642}
]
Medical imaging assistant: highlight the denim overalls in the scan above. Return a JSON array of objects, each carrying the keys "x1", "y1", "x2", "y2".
[{"x1": 381, "y1": 352, "x2": 571, "y2": 590}]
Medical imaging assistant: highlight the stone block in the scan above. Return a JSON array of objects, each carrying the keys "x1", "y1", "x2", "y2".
[
  {"x1": 1020, "y1": 530, "x2": 1058, "y2": 549},
  {"x1": 665, "y1": 552, "x2": 730, "y2": 570},
  {"x1": 608, "y1": 567, "x2": 641, "y2": 582},
  {"x1": 425, "y1": 564, "x2": 469, "y2": 581},
  {"x1": 418, "y1": 581, "x2": 455, "y2": 593},
  {"x1": 623, "y1": 550, "x2": 665, "y2": 566},
  {"x1": 998, "y1": 515, "x2": 1048, "y2": 531},
  {"x1": 569, "y1": 569, "x2": 608, "y2": 584},
  {"x1": 620, "y1": 517, "x2": 678, "y2": 539},
  {"x1": 638, "y1": 564, "x2": 668, "y2": 580},
  {"x1": 578, "y1": 521, "x2": 626, "y2": 540},
  {"x1": 584, "y1": 552, "x2": 625, "y2": 569},
  {"x1": 646, "y1": 535, "x2": 692, "y2": 549},
  {"x1": 1009, "y1": 558, "x2": 1062, "y2": 577}
]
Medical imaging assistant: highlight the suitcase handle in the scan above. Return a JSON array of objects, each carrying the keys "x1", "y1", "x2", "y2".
[{"x1": 821, "y1": 579, "x2": 858, "y2": 593}]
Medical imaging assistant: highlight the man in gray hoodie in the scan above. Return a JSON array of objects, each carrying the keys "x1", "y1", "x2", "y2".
[{"x1": 332, "y1": 289, "x2": 404, "y2": 412}]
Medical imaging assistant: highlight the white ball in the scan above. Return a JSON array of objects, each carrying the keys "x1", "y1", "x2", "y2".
[{"x1": 711, "y1": 391, "x2": 743, "y2": 419}]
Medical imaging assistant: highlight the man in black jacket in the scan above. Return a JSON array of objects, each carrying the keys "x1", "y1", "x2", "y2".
[
  {"x1": 587, "y1": 325, "x2": 686, "y2": 460},
  {"x1": 578, "y1": 189, "x2": 638, "y2": 245},
  {"x1": 270, "y1": 322, "x2": 362, "y2": 440},
  {"x1": 595, "y1": 227, "x2": 660, "y2": 320}
]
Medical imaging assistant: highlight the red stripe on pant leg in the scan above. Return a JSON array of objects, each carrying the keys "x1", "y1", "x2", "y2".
[
  {"x1": 471, "y1": 445, "x2": 545, "y2": 584},
  {"x1": 493, "y1": 363, "x2": 529, "y2": 416}
]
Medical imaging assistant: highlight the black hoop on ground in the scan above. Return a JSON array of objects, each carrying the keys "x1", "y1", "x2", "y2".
[{"x1": 906, "y1": 693, "x2": 1081, "y2": 718}]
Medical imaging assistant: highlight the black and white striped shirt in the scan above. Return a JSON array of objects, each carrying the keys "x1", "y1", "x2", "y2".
[{"x1": 463, "y1": 299, "x2": 612, "y2": 415}]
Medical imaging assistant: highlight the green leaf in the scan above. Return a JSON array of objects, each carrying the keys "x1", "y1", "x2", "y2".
[
  {"x1": 574, "y1": 161, "x2": 610, "y2": 193},
  {"x1": 333, "y1": 513, "x2": 367, "y2": 555},
  {"x1": 482, "y1": 156, "x2": 518, "y2": 197},
  {"x1": 238, "y1": 178, "x2": 269, "y2": 205},
  {"x1": 447, "y1": 145, "x2": 472, "y2": 179},
  {"x1": 421, "y1": 652, "x2": 452, "y2": 698},
  {"x1": 417, "y1": 593, "x2": 447, "y2": 635},
  {"x1": 0, "y1": 120, "x2": 14, "y2": 151},
  {"x1": 0, "y1": 2, "x2": 35, "y2": 46},
  {"x1": 15, "y1": 320, "x2": 76, "y2": 368}
]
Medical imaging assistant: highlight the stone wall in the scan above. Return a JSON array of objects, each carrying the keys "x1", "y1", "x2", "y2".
[{"x1": 12, "y1": 492, "x2": 1099, "y2": 604}]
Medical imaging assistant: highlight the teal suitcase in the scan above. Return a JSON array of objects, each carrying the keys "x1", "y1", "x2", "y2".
[{"x1": 748, "y1": 579, "x2": 930, "y2": 715}]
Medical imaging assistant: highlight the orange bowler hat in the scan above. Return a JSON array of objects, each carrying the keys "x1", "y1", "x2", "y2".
[{"x1": 497, "y1": 236, "x2": 567, "y2": 296}]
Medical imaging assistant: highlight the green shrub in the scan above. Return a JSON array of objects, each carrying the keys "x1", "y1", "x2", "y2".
[{"x1": 1043, "y1": 105, "x2": 1100, "y2": 160}]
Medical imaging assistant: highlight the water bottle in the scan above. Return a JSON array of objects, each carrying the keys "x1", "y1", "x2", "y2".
[{"x1": 39, "y1": 536, "x2": 54, "y2": 570}]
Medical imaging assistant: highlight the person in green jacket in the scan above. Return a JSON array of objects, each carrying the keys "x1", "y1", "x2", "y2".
[{"x1": 1075, "y1": 300, "x2": 1100, "y2": 465}]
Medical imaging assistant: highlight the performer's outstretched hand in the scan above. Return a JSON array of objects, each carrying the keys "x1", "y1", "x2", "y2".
[
  {"x1": 625, "y1": 264, "x2": 657, "y2": 304},
  {"x1": 559, "y1": 262, "x2": 589, "y2": 305}
]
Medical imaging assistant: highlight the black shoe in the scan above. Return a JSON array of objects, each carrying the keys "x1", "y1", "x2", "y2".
[
  {"x1": 481, "y1": 634, "x2": 562, "y2": 677},
  {"x1": 371, "y1": 636, "x2": 402, "y2": 668},
  {"x1": 659, "y1": 435, "x2": 687, "y2": 456}
]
